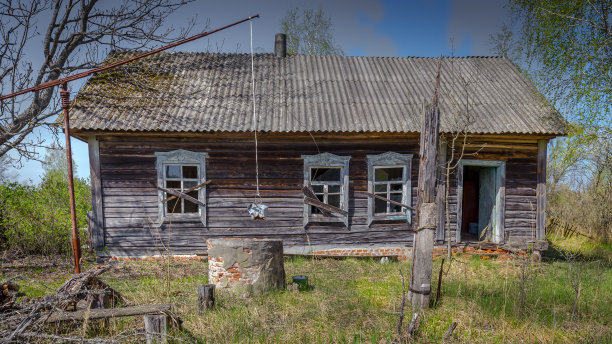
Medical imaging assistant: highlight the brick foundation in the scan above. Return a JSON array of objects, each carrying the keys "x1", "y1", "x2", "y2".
[{"x1": 106, "y1": 245, "x2": 527, "y2": 262}]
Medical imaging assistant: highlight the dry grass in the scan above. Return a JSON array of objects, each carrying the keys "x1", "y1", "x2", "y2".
[{"x1": 1, "y1": 238, "x2": 611, "y2": 343}]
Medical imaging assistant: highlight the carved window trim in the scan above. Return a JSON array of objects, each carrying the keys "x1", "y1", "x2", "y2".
[
  {"x1": 301, "y1": 153, "x2": 351, "y2": 227},
  {"x1": 155, "y1": 149, "x2": 208, "y2": 226},
  {"x1": 367, "y1": 152, "x2": 413, "y2": 226}
]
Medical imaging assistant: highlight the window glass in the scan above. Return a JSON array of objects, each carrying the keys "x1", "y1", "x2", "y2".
[
  {"x1": 372, "y1": 165, "x2": 406, "y2": 215},
  {"x1": 390, "y1": 183, "x2": 403, "y2": 191},
  {"x1": 328, "y1": 185, "x2": 341, "y2": 193},
  {"x1": 328, "y1": 195, "x2": 340, "y2": 207},
  {"x1": 184, "y1": 180, "x2": 198, "y2": 189},
  {"x1": 166, "y1": 165, "x2": 181, "y2": 178},
  {"x1": 374, "y1": 184, "x2": 386, "y2": 193},
  {"x1": 163, "y1": 164, "x2": 201, "y2": 215}
]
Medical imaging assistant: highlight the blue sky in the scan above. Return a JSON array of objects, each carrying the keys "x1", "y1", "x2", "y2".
[{"x1": 5, "y1": 0, "x2": 511, "y2": 183}]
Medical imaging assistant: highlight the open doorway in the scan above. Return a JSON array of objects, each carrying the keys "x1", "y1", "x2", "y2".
[{"x1": 457, "y1": 160, "x2": 505, "y2": 243}]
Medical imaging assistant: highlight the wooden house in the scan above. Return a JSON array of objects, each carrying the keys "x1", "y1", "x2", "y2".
[{"x1": 67, "y1": 39, "x2": 565, "y2": 259}]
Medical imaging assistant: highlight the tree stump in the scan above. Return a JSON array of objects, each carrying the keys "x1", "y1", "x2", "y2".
[
  {"x1": 197, "y1": 284, "x2": 215, "y2": 314},
  {"x1": 206, "y1": 238, "x2": 285, "y2": 296},
  {"x1": 144, "y1": 314, "x2": 167, "y2": 344}
]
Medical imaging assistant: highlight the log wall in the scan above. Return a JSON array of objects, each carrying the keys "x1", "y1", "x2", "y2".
[{"x1": 92, "y1": 133, "x2": 543, "y2": 257}]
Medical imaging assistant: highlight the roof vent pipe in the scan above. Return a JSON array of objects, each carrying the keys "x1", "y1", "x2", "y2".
[{"x1": 275, "y1": 33, "x2": 286, "y2": 57}]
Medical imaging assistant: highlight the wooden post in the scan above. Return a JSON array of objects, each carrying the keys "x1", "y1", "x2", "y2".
[
  {"x1": 536, "y1": 139, "x2": 547, "y2": 240},
  {"x1": 198, "y1": 284, "x2": 215, "y2": 314},
  {"x1": 88, "y1": 136, "x2": 104, "y2": 251},
  {"x1": 409, "y1": 59, "x2": 442, "y2": 309},
  {"x1": 144, "y1": 314, "x2": 167, "y2": 344},
  {"x1": 436, "y1": 137, "x2": 447, "y2": 243}
]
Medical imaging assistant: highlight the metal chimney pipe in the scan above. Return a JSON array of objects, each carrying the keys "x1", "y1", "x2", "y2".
[{"x1": 275, "y1": 33, "x2": 287, "y2": 57}]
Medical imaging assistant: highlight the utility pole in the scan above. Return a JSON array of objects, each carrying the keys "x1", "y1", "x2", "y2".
[{"x1": 409, "y1": 59, "x2": 442, "y2": 308}]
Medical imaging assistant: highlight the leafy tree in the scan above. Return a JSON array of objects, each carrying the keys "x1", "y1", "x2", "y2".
[
  {"x1": 280, "y1": 7, "x2": 343, "y2": 56},
  {"x1": 0, "y1": 0, "x2": 194, "y2": 162},
  {"x1": 510, "y1": 0, "x2": 612, "y2": 139},
  {"x1": 0, "y1": 145, "x2": 91, "y2": 255}
]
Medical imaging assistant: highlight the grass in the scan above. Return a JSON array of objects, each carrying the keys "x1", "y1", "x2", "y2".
[{"x1": 1, "y1": 236, "x2": 611, "y2": 343}]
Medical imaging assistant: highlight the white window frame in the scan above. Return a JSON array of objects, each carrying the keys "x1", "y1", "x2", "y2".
[
  {"x1": 155, "y1": 149, "x2": 208, "y2": 225},
  {"x1": 367, "y1": 152, "x2": 413, "y2": 226},
  {"x1": 301, "y1": 153, "x2": 350, "y2": 227}
]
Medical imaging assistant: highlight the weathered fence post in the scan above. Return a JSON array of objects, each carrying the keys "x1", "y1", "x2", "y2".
[
  {"x1": 198, "y1": 284, "x2": 215, "y2": 314},
  {"x1": 409, "y1": 59, "x2": 442, "y2": 309},
  {"x1": 144, "y1": 314, "x2": 167, "y2": 344}
]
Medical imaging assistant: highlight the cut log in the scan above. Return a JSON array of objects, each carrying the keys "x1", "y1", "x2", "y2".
[
  {"x1": 197, "y1": 284, "x2": 215, "y2": 314},
  {"x1": 207, "y1": 238, "x2": 285, "y2": 295},
  {"x1": 144, "y1": 314, "x2": 167, "y2": 344},
  {"x1": 46, "y1": 304, "x2": 172, "y2": 323}
]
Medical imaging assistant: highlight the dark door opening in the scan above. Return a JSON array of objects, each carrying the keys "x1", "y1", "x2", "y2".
[{"x1": 461, "y1": 165, "x2": 496, "y2": 242}]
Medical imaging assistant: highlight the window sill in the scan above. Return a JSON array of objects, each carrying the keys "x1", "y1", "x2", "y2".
[
  {"x1": 156, "y1": 213, "x2": 205, "y2": 226},
  {"x1": 369, "y1": 213, "x2": 411, "y2": 226},
  {"x1": 306, "y1": 215, "x2": 347, "y2": 227}
]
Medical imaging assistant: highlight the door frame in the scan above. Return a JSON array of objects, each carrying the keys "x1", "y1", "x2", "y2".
[{"x1": 456, "y1": 159, "x2": 506, "y2": 244}]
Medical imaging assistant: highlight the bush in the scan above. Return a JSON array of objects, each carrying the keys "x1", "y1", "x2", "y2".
[{"x1": 0, "y1": 172, "x2": 91, "y2": 256}]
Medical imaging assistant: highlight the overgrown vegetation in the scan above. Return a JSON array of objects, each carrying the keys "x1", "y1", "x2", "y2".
[
  {"x1": 546, "y1": 136, "x2": 611, "y2": 243},
  {"x1": 0, "y1": 146, "x2": 90, "y2": 256},
  {"x1": 2, "y1": 235, "x2": 610, "y2": 343}
]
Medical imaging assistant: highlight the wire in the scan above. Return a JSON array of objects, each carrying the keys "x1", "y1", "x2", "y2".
[{"x1": 250, "y1": 20, "x2": 261, "y2": 203}]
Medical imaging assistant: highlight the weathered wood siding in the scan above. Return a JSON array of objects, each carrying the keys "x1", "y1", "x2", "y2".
[{"x1": 93, "y1": 133, "x2": 543, "y2": 257}]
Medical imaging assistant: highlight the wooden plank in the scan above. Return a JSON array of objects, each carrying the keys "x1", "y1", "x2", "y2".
[
  {"x1": 436, "y1": 137, "x2": 447, "y2": 241},
  {"x1": 156, "y1": 185, "x2": 205, "y2": 207},
  {"x1": 536, "y1": 139, "x2": 547, "y2": 240},
  {"x1": 46, "y1": 304, "x2": 172, "y2": 323},
  {"x1": 303, "y1": 197, "x2": 348, "y2": 216},
  {"x1": 88, "y1": 136, "x2": 105, "y2": 250},
  {"x1": 363, "y1": 192, "x2": 414, "y2": 210},
  {"x1": 162, "y1": 180, "x2": 211, "y2": 203},
  {"x1": 302, "y1": 186, "x2": 333, "y2": 217}
]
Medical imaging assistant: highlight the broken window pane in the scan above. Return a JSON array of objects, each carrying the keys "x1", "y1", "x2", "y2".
[
  {"x1": 166, "y1": 180, "x2": 181, "y2": 189},
  {"x1": 375, "y1": 167, "x2": 403, "y2": 182},
  {"x1": 375, "y1": 198, "x2": 387, "y2": 213},
  {"x1": 312, "y1": 185, "x2": 324, "y2": 193},
  {"x1": 183, "y1": 165, "x2": 198, "y2": 179},
  {"x1": 184, "y1": 190, "x2": 199, "y2": 213},
  {"x1": 311, "y1": 168, "x2": 341, "y2": 182},
  {"x1": 167, "y1": 198, "x2": 180, "y2": 214}
]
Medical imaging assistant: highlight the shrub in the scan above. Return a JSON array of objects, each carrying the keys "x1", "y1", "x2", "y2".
[{"x1": 0, "y1": 169, "x2": 91, "y2": 256}]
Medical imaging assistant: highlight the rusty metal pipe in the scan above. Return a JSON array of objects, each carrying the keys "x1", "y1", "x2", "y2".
[
  {"x1": 61, "y1": 83, "x2": 81, "y2": 274},
  {"x1": 1, "y1": 15, "x2": 260, "y2": 273}
]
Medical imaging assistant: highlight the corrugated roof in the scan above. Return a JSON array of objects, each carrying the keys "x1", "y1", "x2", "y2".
[{"x1": 68, "y1": 52, "x2": 566, "y2": 135}]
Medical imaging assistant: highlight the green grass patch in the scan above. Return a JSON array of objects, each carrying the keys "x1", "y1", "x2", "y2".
[{"x1": 1, "y1": 246, "x2": 611, "y2": 343}]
